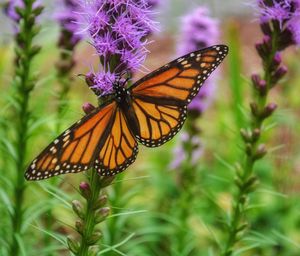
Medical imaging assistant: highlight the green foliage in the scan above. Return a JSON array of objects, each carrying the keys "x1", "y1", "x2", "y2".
[{"x1": 0, "y1": 2, "x2": 300, "y2": 256}]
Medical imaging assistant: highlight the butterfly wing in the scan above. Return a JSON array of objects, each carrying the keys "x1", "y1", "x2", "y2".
[
  {"x1": 130, "y1": 45, "x2": 228, "y2": 147},
  {"x1": 94, "y1": 106, "x2": 138, "y2": 176},
  {"x1": 25, "y1": 101, "x2": 118, "y2": 180},
  {"x1": 130, "y1": 99, "x2": 187, "y2": 147}
]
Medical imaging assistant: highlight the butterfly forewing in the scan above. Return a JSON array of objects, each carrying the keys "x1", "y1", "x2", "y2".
[
  {"x1": 25, "y1": 101, "x2": 117, "y2": 180},
  {"x1": 130, "y1": 45, "x2": 228, "y2": 147},
  {"x1": 94, "y1": 107, "x2": 138, "y2": 176}
]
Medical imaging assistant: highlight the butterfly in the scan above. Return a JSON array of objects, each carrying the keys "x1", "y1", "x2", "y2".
[{"x1": 25, "y1": 45, "x2": 228, "y2": 180}]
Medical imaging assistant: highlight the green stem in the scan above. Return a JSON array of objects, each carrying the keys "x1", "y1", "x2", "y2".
[
  {"x1": 173, "y1": 117, "x2": 199, "y2": 254},
  {"x1": 9, "y1": 1, "x2": 42, "y2": 255},
  {"x1": 221, "y1": 33, "x2": 279, "y2": 256},
  {"x1": 78, "y1": 171, "x2": 103, "y2": 255}
]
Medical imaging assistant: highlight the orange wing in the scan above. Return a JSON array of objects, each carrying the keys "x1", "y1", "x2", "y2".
[
  {"x1": 94, "y1": 107, "x2": 138, "y2": 176},
  {"x1": 129, "y1": 45, "x2": 228, "y2": 147},
  {"x1": 131, "y1": 98, "x2": 187, "y2": 147},
  {"x1": 130, "y1": 45, "x2": 228, "y2": 105},
  {"x1": 25, "y1": 101, "x2": 117, "y2": 180}
]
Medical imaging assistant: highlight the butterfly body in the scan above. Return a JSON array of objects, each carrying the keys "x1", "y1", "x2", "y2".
[
  {"x1": 25, "y1": 45, "x2": 228, "y2": 180},
  {"x1": 112, "y1": 82, "x2": 140, "y2": 136}
]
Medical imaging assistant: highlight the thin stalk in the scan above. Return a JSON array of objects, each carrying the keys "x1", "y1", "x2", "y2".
[
  {"x1": 68, "y1": 172, "x2": 113, "y2": 255},
  {"x1": 221, "y1": 32, "x2": 280, "y2": 256},
  {"x1": 78, "y1": 171, "x2": 103, "y2": 255},
  {"x1": 172, "y1": 116, "x2": 199, "y2": 254},
  {"x1": 9, "y1": 1, "x2": 42, "y2": 255}
]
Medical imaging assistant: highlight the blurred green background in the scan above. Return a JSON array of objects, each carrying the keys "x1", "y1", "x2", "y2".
[{"x1": 1, "y1": 1, "x2": 300, "y2": 255}]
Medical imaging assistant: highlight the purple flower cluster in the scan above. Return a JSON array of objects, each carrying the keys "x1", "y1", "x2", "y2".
[
  {"x1": 257, "y1": 0, "x2": 300, "y2": 48},
  {"x1": 251, "y1": 0, "x2": 300, "y2": 99},
  {"x1": 78, "y1": 0, "x2": 156, "y2": 96},
  {"x1": 177, "y1": 7, "x2": 220, "y2": 115}
]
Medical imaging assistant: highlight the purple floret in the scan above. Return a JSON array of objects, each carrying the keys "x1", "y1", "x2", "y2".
[
  {"x1": 77, "y1": 0, "x2": 156, "y2": 95},
  {"x1": 257, "y1": 0, "x2": 300, "y2": 46}
]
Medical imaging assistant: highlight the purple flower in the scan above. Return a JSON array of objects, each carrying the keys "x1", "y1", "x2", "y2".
[
  {"x1": 85, "y1": 71, "x2": 118, "y2": 96},
  {"x1": 257, "y1": 0, "x2": 300, "y2": 47},
  {"x1": 170, "y1": 133, "x2": 203, "y2": 170},
  {"x1": 56, "y1": 0, "x2": 82, "y2": 46},
  {"x1": 177, "y1": 6, "x2": 220, "y2": 114},
  {"x1": 77, "y1": 0, "x2": 156, "y2": 96}
]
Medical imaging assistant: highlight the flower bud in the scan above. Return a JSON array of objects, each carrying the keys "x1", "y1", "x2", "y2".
[
  {"x1": 67, "y1": 236, "x2": 79, "y2": 254},
  {"x1": 79, "y1": 182, "x2": 92, "y2": 199},
  {"x1": 245, "y1": 143, "x2": 252, "y2": 157},
  {"x1": 250, "y1": 102, "x2": 259, "y2": 117},
  {"x1": 82, "y1": 102, "x2": 96, "y2": 114},
  {"x1": 32, "y1": 6, "x2": 44, "y2": 16},
  {"x1": 278, "y1": 29, "x2": 294, "y2": 50},
  {"x1": 88, "y1": 246, "x2": 100, "y2": 256},
  {"x1": 235, "y1": 163, "x2": 243, "y2": 179},
  {"x1": 85, "y1": 73, "x2": 95, "y2": 87},
  {"x1": 255, "y1": 42, "x2": 266, "y2": 59},
  {"x1": 100, "y1": 176, "x2": 115, "y2": 187},
  {"x1": 260, "y1": 22, "x2": 272, "y2": 36},
  {"x1": 244, "y1": 176, "x2": 258, "y2": 190},
  {"x1": 256, "y1": 36, "x2": 271, "y2": 59},
  {"x1": 252, "y1": 128, "x2": 261, "y2": 142},
  {"x1": 234, "y1": 176, "x2": 243, "y2": 189},
  {"x1": 240, "y1": 129, "x2": 252, "y2": 143},
  {"x1": 237, "y1": 223, "x2": 248, "y2": 233},
  {"x1": 93, "y1": 195, "x2": 108, "y2": 210},
  {"x1": 87, "y1": 231, "x2": 102, "y2": 245},
  {"x1": 251, "y1": 74, "x2": 267, "y2": 96},
  {"x1": 95, "y1": 207, "x2": 110, "y2": 223},
  {"x1": 261, "y1": 103, "x2": 277, "y2": 119},
  {"x1": 29, "y1": 45, "x2": 41, "y2": 57},
  {"x1": 253, "y1": 144, "x2": 267, "y2": 160},
  {"x1": 75, "y1": 219, "x2": 84, "y2": 234},
  {"x1": 272, "y1": 52, "x2": 282, "y2": 68},
  {"x1": 72, "y1": 200, "x2": 85, "y2": 219},
  {"x1": 271, "y1": 66, "x2": 288, "y2": 85}
]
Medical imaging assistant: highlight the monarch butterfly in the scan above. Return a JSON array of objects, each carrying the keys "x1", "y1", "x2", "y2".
[{"x1": 25, "y1": 45, "x2": 228, "y2": 180}]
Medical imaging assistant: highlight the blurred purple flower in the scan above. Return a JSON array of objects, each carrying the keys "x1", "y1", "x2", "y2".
[
  {"x1": 257, "y1": 0, "x2": 300, "y2": 47},
  {"x1": 5, "y1": 0, "x2": 42, "y2": 22},
  {"x1": 170, "y1": 132, "x2": 204, "y2": 170},
  {"x1": 78, "y1": 0, "x2": 156, "y2": 96},
  {"x1": 56, "y1": 0, "x2": 82, "y2": 46},
  {"x1": 171, "y1": 6, "x2": 220, "y2": 170},
  {"x1": 177, "y1": 6, "x2": 220, "y2": 114}
]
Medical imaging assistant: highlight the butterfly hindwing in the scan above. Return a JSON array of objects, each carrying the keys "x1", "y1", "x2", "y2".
[
  {"x1": 94, "y1": 107, "x2": 138, "y2": 176},
  {"x1": 131, "y1": 98, "x2": 187, "y2": 147},
  {"x1": 25, "y1": 101, "x2": 117, "y2": 180},
  {"x1": 130, "y1": 45, "x2": 228, "y2": 147}
]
